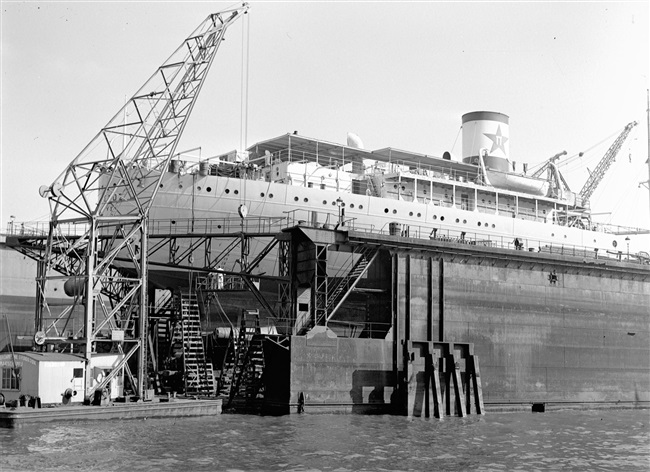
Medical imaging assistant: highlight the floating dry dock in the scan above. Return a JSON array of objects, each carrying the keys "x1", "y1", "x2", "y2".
[
  {"x1": 4, "y1": 222, "x2": 650, "y2": 417},
  {"x1": 0, "y1": 398, "x2": 222, "y2": 428}
]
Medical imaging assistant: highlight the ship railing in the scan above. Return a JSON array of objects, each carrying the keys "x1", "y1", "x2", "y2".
[
  {"x1": 283, "y1": 209, "x2": 358, "y2": 231},
  {"x1": 3, "y1": 220, "x2": 89, "y2": 237},
  {"x1": 267, "y1": 147, "x2": 483, "y2": 184},
  {"x1": 385, "y1": 161, "x2": 478, "y2": 185},
  {"x1": 349, "y1": 223, "x2": 649, "y2": 265},
  {"x1": 147, "y1": 216, "x2": 288, "y2": 236}
]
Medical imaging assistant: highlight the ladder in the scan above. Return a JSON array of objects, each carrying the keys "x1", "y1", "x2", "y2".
[
  {"x1": 179, "y1": 292, "x2": 215, "y2": 396},
  {"x1": 221, "y1": 310, "x2": 266, "y2": 409},
  {"x1": 326, "y1": 246, "x2": 378, "y2": 315},
  {"x1": 366, "y1": 175, "x2": 381, "y2": 197}
]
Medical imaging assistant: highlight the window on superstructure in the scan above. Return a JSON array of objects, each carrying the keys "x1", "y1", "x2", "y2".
[
  {"x1": 320, "y1": 184, "x2": 326, "y2": 190},
  {"x1": 308, "y1": 182, "x2": 313, "y2": 188},
  {"x1": 1, "y1": 366, "x2": 20, "y2": 390}
]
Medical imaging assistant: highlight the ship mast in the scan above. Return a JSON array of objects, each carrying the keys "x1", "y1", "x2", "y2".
[{"x1": 646, "y1": 89, "x2": 650, "y2": 224}]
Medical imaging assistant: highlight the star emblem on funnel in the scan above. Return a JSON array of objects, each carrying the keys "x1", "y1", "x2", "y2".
[{"x1": 484, "y1": 125, "x2": 508, "y2": 155}]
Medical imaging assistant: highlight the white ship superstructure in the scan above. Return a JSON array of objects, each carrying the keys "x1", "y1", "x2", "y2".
[{"x1": 104, "y1": 111, "x2": 646, "y2": 258}]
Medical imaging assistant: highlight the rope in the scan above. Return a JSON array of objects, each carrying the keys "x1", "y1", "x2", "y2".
[{"x1": 450, "y1": 125, "x2": 462, "y2": 155}]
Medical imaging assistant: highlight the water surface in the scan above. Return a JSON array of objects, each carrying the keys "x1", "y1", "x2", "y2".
[{"x1": 1, "y1": 409, "x2": 648, "y2": 471}]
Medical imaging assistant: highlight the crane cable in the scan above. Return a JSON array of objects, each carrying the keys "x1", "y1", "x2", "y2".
[{"x1": 240, "y1": 11, "x2": 250, "y2": 152}]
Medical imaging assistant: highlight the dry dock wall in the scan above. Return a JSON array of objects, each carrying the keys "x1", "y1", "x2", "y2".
[
  {"x1": 393, "y1": 250, "x2": 650, "y2": 406},
  {"x1": 442, "y1": 259, "x2": 649, "y2": 404},
  {"x1": 289, "y1": 332, "x2": 396, "y2": 414},
  {"x1": 287, "y1": 246, "x2": 649, "y2": 413}
]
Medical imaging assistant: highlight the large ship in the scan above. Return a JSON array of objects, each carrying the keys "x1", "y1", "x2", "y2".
[
  {"x1": 2, "y1": 5, "x2": 648, "y2": 414},
  {"x1": 128, "y1": 111, "x2": 646, "y2": 259}
]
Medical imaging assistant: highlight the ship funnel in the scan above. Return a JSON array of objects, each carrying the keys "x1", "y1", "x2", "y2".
[
  {"x1": 462, "y1": 111, "x2": 510, "y2": 171},
  {"x1": 347, "y1": 132, "x2": 364, "y2": 149}
]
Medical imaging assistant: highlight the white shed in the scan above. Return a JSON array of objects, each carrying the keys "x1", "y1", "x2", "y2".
[{"x1": 0, "y1": 352, "x2": 85, "y2": 405}]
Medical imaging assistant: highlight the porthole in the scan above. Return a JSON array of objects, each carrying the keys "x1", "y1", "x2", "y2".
[
  {"x1": 179, "y1": 184, "x2": 183, "y2": 188},
  {"x1": 359, "y1": 205, "x2": 363, "y2": 210},
  {"x1": 409, "y1": 212, "x2": 414, "y2": 217},
  {"x1": 160, "y1": 184, "x2": 164, "y2": 188},
  {"x1": 294, "y1": 196, "x2": 299, "y2": 201},
  {"x1": 484, "y1": 222, "x2": 488, "y2": 227},
  {"x1": 304, "y1": 198, "x2": 308, "y2": 203},
  {"x1": 440, "y1": 216, "x2": 445, "y2": 221},
  {"x1": 225, "y1": 189, "x2": 230, "y2": 194},
  {"x1": 417, "y1": 213, "x2": 421, "y2": 217},
  {"x1": 234, "y1": 190, "x2": 239, "y2": 195},
  {"x1": 171, "y1": 220, "x2": 176, "y2": 225},
  {"x1": 401, "y1": 186, "x2": 405, "y2": 191},
  {"x1": 455, "y1": 218, "x2": 460, "y2": 223},
  {"x1": 260, "y1": 192, "x2": 265, "y2": 197},
  {"x1": 217, "y1": 225, "x2": 222, "y2": 229},
  {"x1": 478, "y1": 222, "x2": 482, "y2": 227},
  {"x1": 349, "y1": 203, "x2": 354, "y2": 208},
  {"x1": 564, "y1": 235, "x2": 567, "y2": 238},
  {"x1": 197, "y1": 186, "x2": 202, "y2": 191},
  {"x1": 492, "y1": 224, "x2": 495, "y2": 228},
  {"x1": 332, "y1": 201, "x2": 337, "y2": 206},
  {"x1": 551, "y1": 233, "x2": 555, "y2": 237},
  {"x1": 323, "y1": 200, "x2": 328, "y2": 205},
  {"x1": 463, "y1": 219, "x2": 467, "y2": 224},
  {"x1": 206, "y1": 187, "x2": 211, "y2": 192},
  {"x1": 393, "y1": 184, "x2": 398, "y2": 189},
  {"x1": 269, "y1": 193, "x2": 274, "y2": 198},
  {"x1": 384, "y1": 208, "x2": 389, "y2": 213},
  {"x1": 393, "y1": 209, "x2": 397, "y2": 214}
]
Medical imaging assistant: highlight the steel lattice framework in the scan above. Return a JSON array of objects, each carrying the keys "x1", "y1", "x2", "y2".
[
  {"x1": 578, "y1": 121, "x2": 637, "y2": 204},
  {"x1": 36, "y1": 4, "x2": 249, "y2": 400}
]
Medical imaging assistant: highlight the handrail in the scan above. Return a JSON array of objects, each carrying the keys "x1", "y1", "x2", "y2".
[{"x1": 4, "y1": 215, "x2": 649, "y2": 264}]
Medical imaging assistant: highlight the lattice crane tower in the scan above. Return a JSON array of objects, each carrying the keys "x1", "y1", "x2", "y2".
[{"x1": 35, "y1": 4, "x2": 249, "y2": 401}]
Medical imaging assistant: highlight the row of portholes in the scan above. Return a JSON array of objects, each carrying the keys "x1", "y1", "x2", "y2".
[
  {"x1": 319, "y1": 200, "x2": 364, "y2": 210},
  {"x1": 382, "y1": 208, "x2": 424, "y2": 218},
  {"x1": 431, "y1": 214, "x2": 497, "y2": 229}
]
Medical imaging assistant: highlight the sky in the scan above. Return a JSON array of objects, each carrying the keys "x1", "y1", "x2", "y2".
[{"x1": 1, "y1": 1, "x2": 649, "y2": 235}]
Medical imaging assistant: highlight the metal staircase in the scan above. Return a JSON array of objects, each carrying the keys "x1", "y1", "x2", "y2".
[
  {"x1": 296, "y1": 245, "x2": 378, "y2": 335},
  {"x1": 178, "y1": 293, "x2": 215, "y2": 396},
  {"x1": 220, "y1": 310, "x2": 266, "y2": 411},
  {"x1": 366, "y1": 175, "x2": 381, "y2": 197},
  {"x1": 325, "y1": 246, "x2": 378, "y2": 315}
]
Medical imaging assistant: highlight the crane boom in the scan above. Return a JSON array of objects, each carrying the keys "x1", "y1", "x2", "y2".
[
  {"x1": 43, "y1": 4, "x2": 249, "y2": 219},
  {"x1": 578, "y1": 121, "x2": 637, "y2": 204}
]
